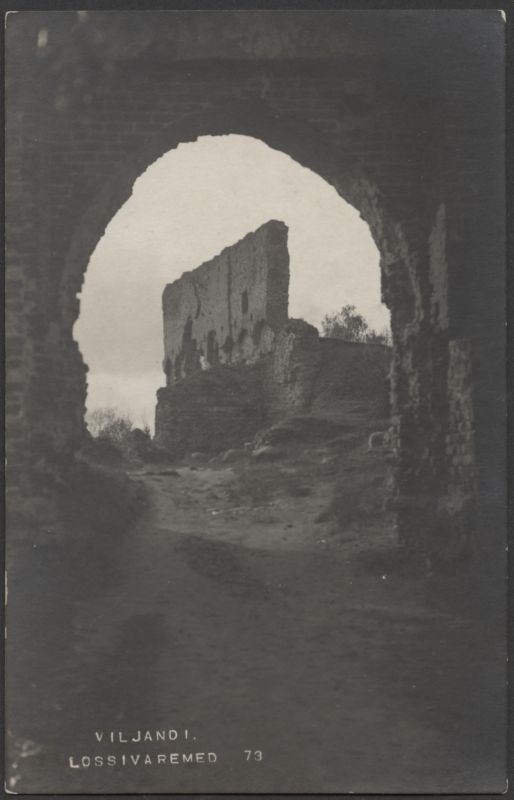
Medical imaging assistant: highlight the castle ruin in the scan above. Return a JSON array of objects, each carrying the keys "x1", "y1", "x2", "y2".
[
  {"x1": 155, "y1": 221, "x2": 390, "y2": 455},
  {"x1": 162, "y1": 220, "x2": 289, "y2": 383}
]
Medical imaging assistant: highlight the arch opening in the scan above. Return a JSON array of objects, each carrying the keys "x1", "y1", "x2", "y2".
[{"x1": 73, "y1": 133, "x2": 388, "y2": 432}]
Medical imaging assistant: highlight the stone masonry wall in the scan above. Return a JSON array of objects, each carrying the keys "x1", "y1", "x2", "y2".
[
  {"x1": 446, "y1": 338, "x2": 475, "y2": 493},
  {"x1": 162, "y1": 221, "x2": 289, "y2": 383},
  {"x1": 155, "y1": 362, "x2": 267, "y2": 457},
  {"x1": 155, "y1": 318, "x2": 390, "y2": 458},
  {"x1": 265, "y1": 320, "x2": 321, "y2": 416},
  {"x1": 267, "y1": 320, "x2": 390, "y2": 419}
]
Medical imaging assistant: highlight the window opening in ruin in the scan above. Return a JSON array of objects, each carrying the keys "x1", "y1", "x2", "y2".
[
  {"x1": 74, "y1": 134, "x2": 386, "y2": 434},
  {"x1": 182, "y1": 317, "x2": 193, "y2": 344},
  {"x1": 206, "y1": 331, "x2": 219, "y2": 366}
]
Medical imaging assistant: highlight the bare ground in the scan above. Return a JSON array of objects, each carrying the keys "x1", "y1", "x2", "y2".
[{"x1": 5, "y1": 432, "x2": 506, "y2": 794}]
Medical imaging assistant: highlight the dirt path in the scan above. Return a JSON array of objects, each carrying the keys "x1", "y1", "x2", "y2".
[{"x1": 8, "y1": 447, "x2": 506, "y2": 793}]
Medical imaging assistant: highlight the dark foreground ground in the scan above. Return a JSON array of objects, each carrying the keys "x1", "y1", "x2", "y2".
[{"x1": 5, "y1": 419, "x2": 507, "y2": 794}]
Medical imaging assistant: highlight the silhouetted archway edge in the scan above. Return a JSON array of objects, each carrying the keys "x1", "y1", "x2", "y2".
[
  {"x1": 63, "y1": 99, "x2": 405, "y2": 331},
  {"x1": 64, "y1": 99, "x2": 442, "y2": 555}
]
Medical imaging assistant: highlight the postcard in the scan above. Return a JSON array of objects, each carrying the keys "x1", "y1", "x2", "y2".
[{"x1": 4, "y1": 8, "x2": 507, "y2": 794}]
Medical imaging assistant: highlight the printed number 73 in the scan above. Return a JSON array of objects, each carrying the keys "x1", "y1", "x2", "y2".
[{"x1": 244, "y1": 750, "x2": 263, "y2": 761}]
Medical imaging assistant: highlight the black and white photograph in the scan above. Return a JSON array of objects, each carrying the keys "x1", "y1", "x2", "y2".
[{"x1": 4, "y1": 7, "x2": 507, "y2": 795}]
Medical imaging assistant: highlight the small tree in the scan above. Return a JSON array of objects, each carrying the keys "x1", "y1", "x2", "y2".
[
  {"x1": 321, "y1": 304, "x2": 368, "y2": 342},
  {"x1": 321, "y1": 304, "x2": 391, "y2": 345},
  {"x1": 87, "y1": 407, "x2": 134, "y2": 447},
  {"x1": 366, "y1": 326, "x2": 392, "y2": 346}
]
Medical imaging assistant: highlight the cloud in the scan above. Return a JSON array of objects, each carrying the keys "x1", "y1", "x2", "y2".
[{"x1": 75, "y1": 134, "x2": 387, "y2": 426}]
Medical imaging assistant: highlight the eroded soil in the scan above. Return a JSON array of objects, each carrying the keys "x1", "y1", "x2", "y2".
[{"x1": 5, "y1": 435, "x2": 506, "y2": 793}]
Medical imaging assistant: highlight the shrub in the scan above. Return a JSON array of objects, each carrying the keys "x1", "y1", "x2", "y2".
[
  {"x1": 321, "y1": 303, "x2": 391, "y2": 345},
  {"x1": 86, "y1": 407, "x2": 138, "y2": 462}
]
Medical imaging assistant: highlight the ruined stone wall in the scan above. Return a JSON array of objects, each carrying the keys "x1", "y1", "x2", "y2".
[
  {"x1": 155, "y1": 362, "x2": 267, "y2": 457},
  {"x1": 446, "y1": 339, "x2": 475, "y2": 493},
  {"x1": 267, "y1": 320, "x2": 390, "y2": 419},
  {"x1": 155, "y1": 318, "x2": 390, "y2": 457},
  {"x1": 266, "y1": 320, "x2": 321, "y2": 416},
  {"x1": 162, "y1": 221, "x2": 289, "y2": 383}
]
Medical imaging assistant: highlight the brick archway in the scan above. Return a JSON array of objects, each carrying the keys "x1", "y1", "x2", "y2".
[
  {"x1": 62, "y1": 105, "x2": 401, "y2": 420},
  {"x1": 57, "y1": 105, "x2": 434, "y2": 557},
  {"x1": 6, "y1": 10, "x2": 505, "y2": 563},
  {"x1": 62, "y1": 100, "x2": 394, "y2": 309}
]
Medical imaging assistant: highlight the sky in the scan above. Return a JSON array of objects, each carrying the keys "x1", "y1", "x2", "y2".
[{"x1": 74, "y1": 134, "x2": 388, "y2": 430}]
